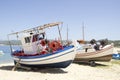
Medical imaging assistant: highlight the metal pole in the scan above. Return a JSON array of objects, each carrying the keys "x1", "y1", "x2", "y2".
[
  {"x1": 7, "y1": 35, "x2": 13, "y2": 54},
  {"x1": 57, "y1": 25, "x2": 62, "y2": 42}
]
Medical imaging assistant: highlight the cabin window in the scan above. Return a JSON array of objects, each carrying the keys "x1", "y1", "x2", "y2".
[
  {"x1": 38, "y1": 33, "x2": 45, "y2": 40},
  {"x1": 32, "y1": 33, "x2": 45, "y2": 42},
  {"x1": 32, "y1": 34, "x2": 38, "y2": 42},
  {"x1": 25, "y1": 37, "x2": 31, "y2": 43}
]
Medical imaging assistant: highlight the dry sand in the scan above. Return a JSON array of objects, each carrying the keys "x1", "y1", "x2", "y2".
[{"x1": 0, "y1": 59, "x2": 120, "y2": 80}]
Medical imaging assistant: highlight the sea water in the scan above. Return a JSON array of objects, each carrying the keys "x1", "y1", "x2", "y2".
[{"x1": 0, "y1": 45, "x2": 20, "y2": 64}]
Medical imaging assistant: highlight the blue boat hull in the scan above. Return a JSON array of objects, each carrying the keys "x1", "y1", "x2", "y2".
[
  {"x1": 14, "y1": 60, "x2": 73, "y2": 68},
  {"x1": 112, "y1": 54, "x2": 120, "y2": 60}
]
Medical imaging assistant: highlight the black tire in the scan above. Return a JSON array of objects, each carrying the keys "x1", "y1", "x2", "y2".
[{"x1": 89, "y1": 61, "x2": 96, "y2": 67}]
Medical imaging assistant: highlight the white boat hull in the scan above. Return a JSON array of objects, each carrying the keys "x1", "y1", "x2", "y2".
[{"x1": 74, "y1": 45, "x2": 114, "y2": 62}]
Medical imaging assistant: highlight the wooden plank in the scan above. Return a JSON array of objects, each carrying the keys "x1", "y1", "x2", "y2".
[{"x1": 12, "y1": 59, "x2": 21, "y2": 71}]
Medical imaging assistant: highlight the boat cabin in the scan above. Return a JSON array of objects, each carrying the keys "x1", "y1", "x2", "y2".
[
  {"x1": 8, "y1": 22, "x2": 64, "y2": 55},
  {"x1": 21, "y1": 32, "x2": 45, "y2": 54}
]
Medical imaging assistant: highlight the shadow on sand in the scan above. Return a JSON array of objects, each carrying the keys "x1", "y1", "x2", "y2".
[
  {"x1": 0, "y1": 65, "x2": 68, "y2": 74},
  {"x1": 74, "y1": 62, "x2": 108, "y2": 67}
]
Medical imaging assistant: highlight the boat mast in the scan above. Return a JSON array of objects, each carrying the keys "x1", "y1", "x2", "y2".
[
  {"x1": 82, "y1": 22, "x2": 85, "y2": 40},
  {"x1": 67, "y1": 25, "x2": 68, "y2": 42}
]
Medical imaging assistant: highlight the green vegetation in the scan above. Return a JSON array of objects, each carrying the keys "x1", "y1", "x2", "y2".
[
  {"x1": 0, "y1": 40, "x2": 21, "y2": 45},
  {"x1": 108, "y1": 40, "x2": 120, "y2": 47}
]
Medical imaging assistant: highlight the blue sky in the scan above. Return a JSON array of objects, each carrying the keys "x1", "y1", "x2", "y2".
[{"x1": 0, "y1": 0, "x2": 120, "y2": 40}]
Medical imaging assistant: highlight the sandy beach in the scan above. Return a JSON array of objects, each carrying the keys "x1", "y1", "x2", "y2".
[{"x1": 0, "y1": 59, "x2": 120, "y2": 80}]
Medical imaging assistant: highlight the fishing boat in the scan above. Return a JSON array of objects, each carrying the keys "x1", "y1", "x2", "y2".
[
  {"x1": 74, "y1": 39, "x2": 114, "y2": 66},
  {"x1": 8, "y1": 22, "x2": 75, "y2": 68}
]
